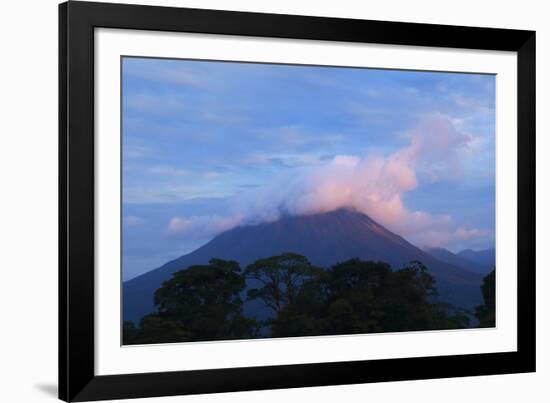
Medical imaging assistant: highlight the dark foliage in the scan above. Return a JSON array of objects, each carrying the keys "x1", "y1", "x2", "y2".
[
  {"x1": 475, "y1": 269, "x2": 496, "y2": 327},
  {"x1": 267, "y1": 259, "x2": 469, "y2": 337},
  {"x1": 124, "y1": 254, "x2": 473, "y2": 345},
  {"x1": 244, "y1": 253, "x2": 324, "y2": 315},
  {"x1": 124, "y1": 259, "x2": 258, "y2": 344}
]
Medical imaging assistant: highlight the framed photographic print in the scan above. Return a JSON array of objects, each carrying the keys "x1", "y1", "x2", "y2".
[{"x1": 59, "y1": 1, "x2": 536, "y2": 401}]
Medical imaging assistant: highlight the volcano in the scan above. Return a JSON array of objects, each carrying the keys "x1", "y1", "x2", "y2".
[{"x1": 123, "y1": 209, "x2": 484, "y2": 323}]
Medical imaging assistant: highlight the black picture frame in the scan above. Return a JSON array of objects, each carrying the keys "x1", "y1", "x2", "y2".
[{"x1": 59, "y1": 1, "x2": 536, "y2": 401}]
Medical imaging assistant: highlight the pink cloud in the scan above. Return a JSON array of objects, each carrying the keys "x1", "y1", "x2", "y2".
[{"x1": 167, "y1": 116, "x2": 488, "y2": 248}]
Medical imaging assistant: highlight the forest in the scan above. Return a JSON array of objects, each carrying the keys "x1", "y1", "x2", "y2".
[{"x1": 123, "y1": 253, "x2": 495, "y2": 345}]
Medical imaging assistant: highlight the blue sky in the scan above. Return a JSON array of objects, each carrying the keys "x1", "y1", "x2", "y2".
[{"x1": 122, "y1": 57, "x2": 496, "y2": 280}]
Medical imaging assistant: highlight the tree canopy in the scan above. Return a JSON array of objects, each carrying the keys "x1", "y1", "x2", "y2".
[
  {"x1": 124, "y1": 254, "x2": 475, "y2": 345},
  {"x1": 124, "y1": 259, "x2": 257, "y2": 344},
  {"x1": 265, "y1": 259, "x2": 469, "y2": 338},
  {"x1": 475, "y1": 269, "x2": 496, "y2": 327},
  {"x1": 244, "y1": 253, "x2": 323, "y2": 315}
]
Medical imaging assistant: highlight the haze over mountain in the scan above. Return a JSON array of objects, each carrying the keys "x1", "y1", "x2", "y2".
[
  {"x1": 124, "y1": 209, "x2": 483, "y2": 324},
  {"x1": 424, "y1": 247, "x2": 493, "y2": 275}
]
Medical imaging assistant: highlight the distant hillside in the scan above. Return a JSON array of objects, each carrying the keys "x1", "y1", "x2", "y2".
[
  {"x1": 457, "y1": 248, "x2": 496, "y2": 271},
  {"x1": 124, "y1": 209, "x2": 483, "y2": 323},
  {"x1": 424, "y1": 247, "x2": 492, "y2": 275}
]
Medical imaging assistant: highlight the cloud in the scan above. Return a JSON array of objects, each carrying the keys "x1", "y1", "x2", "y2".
[
  {"x1": 124, "y1": 182, "x2": 233, "y2": 204},
  {"x1": 455, "y1": 226, "x2": 489, "y2": 240},
  {"x1": 124, "y1": 61, "x2": 204, "y2": 88},
  {"x1": 404, "y1": 116, "x2": 471, "y2": 181},
  {"x1": 124, "y1": 91, "x2": 248, "y2": 125},
  {"x1": 453, "y1": 94, "x2": 494, "y2": 115},
  {"x1": 244, "y1": 152, "x2": 324, "y2": 168},
  {"x1": 166, "y1": 116, "x2": 488, "y2": 248},
  {"x1": 124, "y1": 93, "x2": 186, "y2": 116},
  {"x1": 256, "y1": 125, "x2": 345, "y2": 148},
  {"x1": 167, "y1": 214, "x2": 244, "y2": 238},
  {"x1": 146, "y1": 166, "x2": 191, "y2": 177},
  {"x1": 124, "y1": 143, "x2": 152, "y2": 160},
  {"x1": 125, "y1": 215, "x2": 143, "y2": 225}
]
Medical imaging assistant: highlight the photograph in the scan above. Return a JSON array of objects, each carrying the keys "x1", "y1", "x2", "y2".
[
  {"x1": 121, "y1": 57, "x2": 497, "y2": 345},
  {"x1": 0, "y1": 0, "x2": 542, "y2": 402}
]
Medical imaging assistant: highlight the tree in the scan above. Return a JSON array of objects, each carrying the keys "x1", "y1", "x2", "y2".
[
  {"x1": 323, "y1": 259, "x2": 393, "y2": 334},
  {"x1": 475, "y1": 269, "x2": 495, "y2": 327},
  {"x1": 122, "y1": 320, "x2": 138, "y2": 345},
  {"x1": 269, "y1": 268, "x2": 330, "y2": 337},
  {"x1": 271, "y1": 259, "x2": 470, "y2": 337},
  {"x1": 244, "y1": 253, "x2": 323, "y2": 315},
  {"x1": 131, "y1": 316, "x2": 192, "y2": 344},
  {"x1": 124, "y1": 259, "x2": 258, "y2": 344},
  {"x1": 123, "y1": 255, "x2": 473, "y2": 345},
  {"x1": 374, "y1": 260, "x2": 469, "y2": 331}
]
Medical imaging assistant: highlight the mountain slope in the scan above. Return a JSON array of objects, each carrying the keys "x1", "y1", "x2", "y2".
[
  {"x1": 424, "y1": 247, "x2": 491, "y2": 275},
  {"x1": 457, "y1": 248, "x2": 496, "y2": 271},
  {"x1": 124, "y1": 209, "x2": 483, "y2": 323}
]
